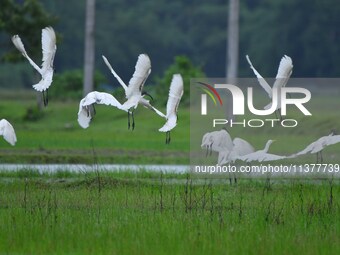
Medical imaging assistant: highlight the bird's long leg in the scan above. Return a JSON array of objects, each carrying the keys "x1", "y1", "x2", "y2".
[
  {"x1": 165, "y1": 131, "x2": 170, "y2": 144},
  {"x1": 46, "y1": 89, "x2": 49, "y2": 106},
  {"x1": 167, "y1": 131, "x2": 171, "y2": 144},
  {"x1": 320, "y1": 151, "x2": 323, "y2": 164},
  {"x1": 42, "y1": 91, "x2": 46, "y2": 107},
  {"x1": 209, "y1": 144, "x2": 213, "y2": 156},
  {"x1": 316, "y1": 152, "x2": 320, "y2": 164},
  {"x1": 42, "y1": 90, "x2": 49, "y2": 107},
  {"x1": 127, "y1": 111, "x2": 131, "y2": 129},
  {"x1": 131, "y1": 111, "x2": 135, "y2": 130},
  {"x1": 92, "y1": 104, "x2": 96, "y2": 116},
  {"x1": 86, "y1": 106, "x2": 90, "y2": 117},
  {"x1": 205, "y1": 146, "x2": 209, "y2": 157}
]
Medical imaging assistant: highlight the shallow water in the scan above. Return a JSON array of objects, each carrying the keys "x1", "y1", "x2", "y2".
[{"x1": 0, "y1": 164, "x2": 189, "y2": 173}]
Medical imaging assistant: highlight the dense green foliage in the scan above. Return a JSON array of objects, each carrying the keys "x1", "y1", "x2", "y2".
[
  {"x1": 155, "y1": 55, "x2": 205, "y2": 106},
  {"x1": 0, "y1": 173, "x2": 339, "y2": 254},
  {"x1": 0, "y1": 0, "x2": 57, "y2": 63},
  {"x1": 240, "y1": 0, "x2": 340, "y2": 77},
  {"x1": 49, "y1": 69, "x2": 106, "y2": 100},
  {"x1": 1, "y1": 0, "x2": 340, "y2": 92}
]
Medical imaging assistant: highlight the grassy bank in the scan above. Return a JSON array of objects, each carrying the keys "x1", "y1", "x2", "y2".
[{"x1": 0, "y1": 95, "x2": 189, "y2": 164}]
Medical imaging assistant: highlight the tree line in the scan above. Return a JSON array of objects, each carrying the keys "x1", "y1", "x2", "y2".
[{"x1": 0, "y1": 0, "x2": 339, "y2": 92}]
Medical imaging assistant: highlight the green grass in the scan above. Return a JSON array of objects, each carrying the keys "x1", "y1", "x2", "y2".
[
  {"x1": 0, "y1": 90, "x2": 340, "y2": 164},
  {"x1": 0, "y1": 93, "x2": 189, "y2": 164},
  {"x1": 0, "y1": 172, "x2": 339, "y2": 254}
]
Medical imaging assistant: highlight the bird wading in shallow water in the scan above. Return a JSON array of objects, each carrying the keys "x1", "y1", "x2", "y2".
[
  {"x1": 159, "y1": 74, "x2": 184, "y2": 144},
  {"x1": 12, "y1": 27, "x2": 57, "y2": 106}
]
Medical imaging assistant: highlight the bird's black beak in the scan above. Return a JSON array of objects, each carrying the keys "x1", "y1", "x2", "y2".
[{"x1": 142, "y1": 91, "x2": 153, "y2": 101}]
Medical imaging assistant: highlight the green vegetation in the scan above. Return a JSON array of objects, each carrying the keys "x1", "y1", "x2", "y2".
[
  {"x1": 0, "y1": 0, "x2": 57, "y2": 62},
  {"x1": 155, "y1": 55, "x2": 205, "y2": 106},
  {"x1": 50, "y1": 69, "x2": 106, "y2": 100},
  {"x1": 2, "y1": 0, "x2": 340, "y2": 90},
  {"x1": 1, "y1": 90, "x2": 340, "y2": 164},
  {"x1": 0, "y1": 92, "x2": 189, "y2": 164},
  {"x1": 0, "y1": 171, "x2": 339, "y2": 254}
]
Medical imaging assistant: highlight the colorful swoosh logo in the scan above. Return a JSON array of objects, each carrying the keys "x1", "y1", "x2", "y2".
[{"x1": 197, "y1": 82, "x2": 223, "y2": 106}]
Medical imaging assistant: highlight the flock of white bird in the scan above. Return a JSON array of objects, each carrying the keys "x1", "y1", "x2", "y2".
[
  {"x1": 0, "y1": 26, "x2": 184, "y2": 147},
  {"x1": 201, "y1": 55, "x2": 340, "y2": 164},
  {"x1": 202, "y1": 128, "x2": 340, "y2": 165},
  {"x1": 1, "y1": 26, "x2": 339, "y2": 161},
  {"x1": 78, "y1": 54, "x2": 184, "y2": 144}
]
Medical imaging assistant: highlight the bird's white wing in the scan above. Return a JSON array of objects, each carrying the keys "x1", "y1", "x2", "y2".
[
  {"x1": 218, "y1": 138, "x2": 254, "y2": 164},
  {"x1": 261, "y1": 153, "x2": 286, "y2": 162},
  {"x1": 238, "y1": 152, "x2": 285, "y2": 163},
  {"x1": 218, "y1": 130, "x2": 233, "y2": 150},
  {"x1": 102, "y1": 55, "x2": 128, "y2": 91},
  {"x1": 275, "y1": 55, "x2": 293, "y2": 80},
  {"x1": 159, "y1": 115, "x2": 177, "y2": 133},
  {"x1": 41, "y1": 27, "x2": 57, "y2": 72},
  {"x1": 77, "y1": 91, "x2": 125, "y2": 128},
  {"x1": 159, "y1": 74, "x2": 184, "y2": 132},
  {"x1": 121, "y1": 95, "x2": 140, "y2": 111},
  {"x1": 78, "y1": 98, "x2": 91, "y2": 129},
  {"x1": 272, "y1": 55, "x2": 293, "y2": 89},
  {"x1": 210, "y1": 130, "x2": 233, "y2": 152},
  {"x1": 165, "y1": 74, "x2": 184, "y2": 118},
  {"x1": 84, "y1": 91, "x2": 124, "y2": 108},
  {"x1": 233, "y1": 137, "x2": 255, "y2": 156},
  {"x1": 218, "y1": 150, "x2": 231, "y2": 165},
  {"x1": 294, "y1": 135, "x2": 340, "y2": 156},
  {"x1": 325, "y1": 135, "x2": 340, "y2": 146},
  {"x1": 11, "y1": 35, "x2": 42, "y2": 74},
  {"x1": 126, "y1": 54, "x2": 151, "y2": 98},
  {"x1": 294, "y1": 142, "x2": 316, "y2": 156},
  {"x1": 246, "y1": 55, "x2": 272, "y2": 98},
  {"x1": 0, "y1": 119, "x2": 17, "y2": 146}
]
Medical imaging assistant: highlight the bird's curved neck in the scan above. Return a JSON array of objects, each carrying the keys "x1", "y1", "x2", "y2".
[{"x1": 263, "y1": 141, "x2": 272, "y2": 153}]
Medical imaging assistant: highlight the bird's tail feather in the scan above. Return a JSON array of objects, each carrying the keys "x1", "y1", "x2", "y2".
[{"x1": 33, "y1": 80, "x2": 46, "y2": 92}]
